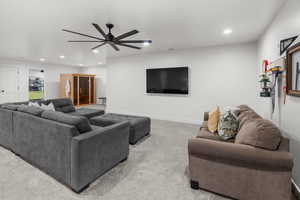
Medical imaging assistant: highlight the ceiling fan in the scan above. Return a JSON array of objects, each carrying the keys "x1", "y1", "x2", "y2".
[{"x1": 62, "y1": 23, "x2": 152, "y2": 51}]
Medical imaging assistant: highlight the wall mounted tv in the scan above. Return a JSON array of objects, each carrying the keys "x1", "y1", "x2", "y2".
[{"x1": 146, "y1": 67, "x2": 189, "y2": 94}]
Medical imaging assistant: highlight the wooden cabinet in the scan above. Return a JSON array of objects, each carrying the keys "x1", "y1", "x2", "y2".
[{"x1": 60, "y1": 74, "x2": 96, "y2": 106}]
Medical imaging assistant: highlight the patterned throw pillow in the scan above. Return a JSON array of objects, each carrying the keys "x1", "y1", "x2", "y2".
[{"x1": 218, "y1": 110, "x2": 239, "y2": 140}]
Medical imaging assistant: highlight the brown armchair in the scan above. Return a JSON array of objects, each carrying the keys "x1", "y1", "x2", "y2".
[{"x1": 188, "y1": 111, "x2": 293, "y2": 200}]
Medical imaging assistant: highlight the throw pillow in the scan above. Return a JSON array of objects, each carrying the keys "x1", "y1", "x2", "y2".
[
  {"x1": 218, "y1": 110, "x2": 239, "y2": 140},
  {"x1": 40, "y1": 102, "x2": 55, "y2": 111},
  {"x1": 207, "y1": 107, "x2": 220, "y2": 133},
  {"x1": 28, "y1": 101, "x2": 40, "y2": 107},
  {"x1": 235, "y1": 119, "x2": 282, "y2": 150}
]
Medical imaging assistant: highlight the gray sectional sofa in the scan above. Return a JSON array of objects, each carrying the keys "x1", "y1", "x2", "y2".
[{"x1": 0, "y1": 98, "x2": 129, "y2": 192}]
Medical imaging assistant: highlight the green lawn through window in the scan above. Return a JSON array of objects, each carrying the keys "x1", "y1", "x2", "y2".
[{"x1": 29, "y1": 91, "x2": 44, "y2": 100}]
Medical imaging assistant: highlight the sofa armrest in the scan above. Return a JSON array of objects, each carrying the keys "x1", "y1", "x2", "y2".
[
  {"x1": 204, "y1": 112, "x2": 209, "y2": 121},
  {"x1": 71, "y1": 121, "x2": 130, "y2": 192},
  {"x1": 188, "y1": 138, "x2": 293, "y2": 171}
]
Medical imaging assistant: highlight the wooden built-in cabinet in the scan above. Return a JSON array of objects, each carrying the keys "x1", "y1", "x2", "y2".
[{"x1": 60, "y1": 74, "x2": 96, "y2": 106}]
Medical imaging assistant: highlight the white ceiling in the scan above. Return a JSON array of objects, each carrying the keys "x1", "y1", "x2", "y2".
[{"x1": 0, "y1": 0, "x2": 286, "y2": 67}]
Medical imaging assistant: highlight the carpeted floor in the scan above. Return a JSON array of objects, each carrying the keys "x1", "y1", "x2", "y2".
[{"x1": 0, "y1": 119, "x2": 232, "y2": 200}]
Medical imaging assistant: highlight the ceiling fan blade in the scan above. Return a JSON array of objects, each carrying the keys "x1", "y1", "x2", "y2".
[
  {"x1": 108, "y1": 42, "x2": 120, "y2": 51},
  {"x1": 115, "y1": 30, "x2": 139, "y2": 40},
  {"x1": 92, "y1": 23, "x2": 107, "y2": 38},
  {"x1": 68, "y1": 40, "x2": 103, "y2": 42},
  {"x1": 116, "y1": 43, "x2": 141, "y2": 50},
  {"x1": 62, "y1": 29, "x2": 104, "y2": 41},
  {"x1": 91, "y1": 42, "x2": 107, "y2": 50},
  {"x1": 118, "y1": 40, "x2": 152, "y2": 44}
]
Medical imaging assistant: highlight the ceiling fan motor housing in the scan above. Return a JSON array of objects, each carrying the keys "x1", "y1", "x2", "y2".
[{"x1": 106, "y1": 23, "x2": 114, "y2": 30}]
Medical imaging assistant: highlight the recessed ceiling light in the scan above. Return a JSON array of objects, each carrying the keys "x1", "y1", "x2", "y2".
[
  {"x1": 93, "y1": 49, "x2": 99, "y2": 54},
  {"x1": 40, "y1": 58, "x2": 45, "y2": 62},
  {"x1": 60, "y1": 55, "x2": 65, "y2": 59},
  {"x1": 143, "y1": 41, "x2": 151, "y2": 46},
  {"x1": 79, "y1": 64, "x2": 83, "y2": 66},
  {"x1": 223, "y1": 28, "x2": 233, "y2": 35},
  {"x1": 98, "y1": 62, "x2": 102, "y2": 65}
]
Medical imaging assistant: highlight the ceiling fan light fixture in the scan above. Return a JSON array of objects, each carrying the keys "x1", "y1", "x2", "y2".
[
  {"x1": 93, "y1": 49, "x2": 99, "y2": 54},
  {"x1": 223, "y1": 28, "x2": 233, "y2": 35},
  {"x1": 143, "y1": 41, "x2": 151, "y2": 46}
]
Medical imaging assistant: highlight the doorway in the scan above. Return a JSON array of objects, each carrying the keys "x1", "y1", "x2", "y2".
[{"x1": 0, "y1": 67, "x2": 18, "y2": 104}]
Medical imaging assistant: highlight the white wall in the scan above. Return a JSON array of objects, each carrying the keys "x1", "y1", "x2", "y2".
[
  {"x1": 106, "y1": 42, "x2": 260, "y2": 124},
  {"x1": 258, "y1": 0, "x2": 300, "y2": 186},
  {"x1": 80, "y1": 66, "x2": 107, "y2": 98},
  {"x1": 0, "y1": 60, "x2": 80, "y2": 102}
]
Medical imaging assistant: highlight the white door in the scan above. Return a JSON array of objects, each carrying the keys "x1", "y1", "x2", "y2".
[{"x1": 0, "y1": 67, "x2": 18, "y2": 104}]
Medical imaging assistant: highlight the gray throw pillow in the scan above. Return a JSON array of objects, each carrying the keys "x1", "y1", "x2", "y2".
[
  {"x1": 42, "y1": 110, "x2": 92, "y2": 133},
  {"x1": 218, "y1": 110, "x2": 239, "y2": 140},
  {"x1": 235, "y1": 119, "x2": 282, "y2": 150}
]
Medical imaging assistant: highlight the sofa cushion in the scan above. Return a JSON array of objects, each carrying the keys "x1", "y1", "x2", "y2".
[
  {"x1": 90, "y1": 125, "x2": 105, "y2": 131},
  {"x1": 17, "y1": 105, "x2": 45, "y2": 116},
  {"x1": 68, "y1": 108, "x2": 104, "y2": 119},
  {"x1": 238, "y1": 110, "x2": 262, "y2": 130},
  {"x1": 200, "y1": 121, "x2": 208, "y2": 129},
  {"x1": 42, "y1": 110, "x2": 92, "y2": 133},
  {"x1": 197, "y1": 129, "x2": 222, "y2": 141},
  {"x1": 48, "y1": 98, "x2": 75, "y2": 113},
  {"x1": 207, "y1": 107, "x2": 220, "y2": 133},
  {"x1": 235, "y1": 119, "x2": 282, "y2": 150},
  {"x1": 1, "y1": 104, "x2": 21, "y2": 111},
  {"x1": 218, "y1": 110, "x2": 239, "y2": 140},
  {"x1": 197, "y1": 129, "x2": 234, "y2": 143},
  {"x1": 238, "y1": 105, "x2": 253, "y2": 113}
]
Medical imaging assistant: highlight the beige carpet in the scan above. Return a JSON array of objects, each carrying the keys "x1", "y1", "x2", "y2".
[{"x1": 0, "y1": 119, "x2": 230, "y2": 200}]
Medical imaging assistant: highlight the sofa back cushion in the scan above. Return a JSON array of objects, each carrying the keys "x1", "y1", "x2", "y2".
[
  {"x1": 237, "y1": 110, "x2": 262, "y2": 130},
  {"x1": 1, "y1": 104, "x2": 21, "y2": 111},
  {"x1": 237, "y1": 105, "x2": 253, "y2": 113},
  {"x1": 48, "y1": 98, "x2": 75, "y2": 113},
  {"x1": 42, "y1": 110, "x2": 92, "y2": 133},
  {"x1": 17, "y1": 105, "x2": 45, "y2": 116},
  {"x1": 235, "y1": 119, "x2": 282, "y2": 150}
]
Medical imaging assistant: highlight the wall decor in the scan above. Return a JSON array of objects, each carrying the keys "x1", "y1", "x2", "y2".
[
  {"x1": 286, "y1": 42, "x2": 300, "y2": 97},
  {"x1": 280, "y1": 35, "x2": 298, "y2": 56}
]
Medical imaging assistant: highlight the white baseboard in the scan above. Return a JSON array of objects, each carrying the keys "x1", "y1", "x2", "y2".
[{"x1": 292, "y1": 179, "x2": 300, "y2": 200}]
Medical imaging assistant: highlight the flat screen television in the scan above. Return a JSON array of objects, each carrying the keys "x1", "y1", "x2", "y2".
[{"x1": 146, "y1": 67, "x2": 189, "y2": 94}]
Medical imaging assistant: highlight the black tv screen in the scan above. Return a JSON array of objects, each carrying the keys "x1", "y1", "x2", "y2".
[{"x1": 146, "y1": 67, "x2": 189, "y2": 94}]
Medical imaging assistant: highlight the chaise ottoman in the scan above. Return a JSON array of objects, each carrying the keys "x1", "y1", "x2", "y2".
[
  {"x1": 68, "y1": 108, "x2": 105, "y2": 119},
  {"x1": 90, "y1": 113, "x2": 151, "y2": 144}
]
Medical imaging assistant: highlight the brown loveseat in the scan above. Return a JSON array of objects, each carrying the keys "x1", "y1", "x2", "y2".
[{"x1": 188, "y1": 106, "x2": 293, "y2": 200}]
